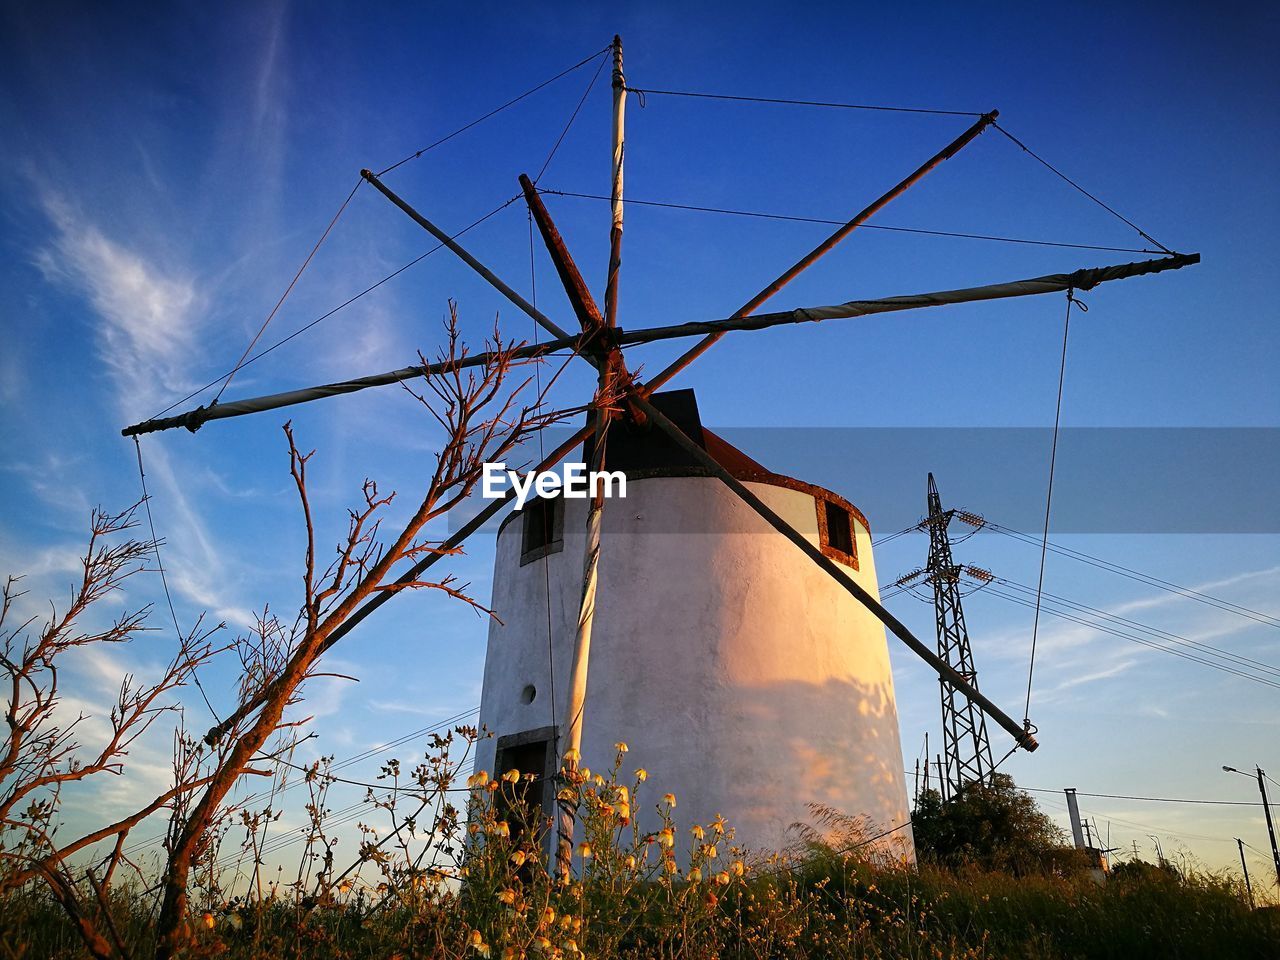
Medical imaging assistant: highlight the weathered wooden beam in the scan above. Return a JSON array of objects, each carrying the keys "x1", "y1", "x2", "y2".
[
  {"x1": 361, "y1": 169, "x2": 573, "y2": 342},
  {"x1": 123, "y1": 251, "x2": 1197, "y2": 437},
  {"x1": 627, "y1": 390, "x2": 1040, "y2": 753},
  {"x1": 641, "y1": 109, "x2": 1000, "y2": 395},
  {"x1": 520, "y1": 173, "x2": 604, "y2": 333}
]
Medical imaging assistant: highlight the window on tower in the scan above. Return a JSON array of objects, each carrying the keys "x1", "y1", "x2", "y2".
[
  {"x1": 819, "y1": 498, "x2": 858, "y2": 567},
  {"x1": 520, "y1": 495, "x2": 564, "y2": 566}
]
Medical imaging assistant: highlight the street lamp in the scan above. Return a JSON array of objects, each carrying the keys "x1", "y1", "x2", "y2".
[{"x1": 1223, "y1": 764, "x2": 1280, "y2": 888}]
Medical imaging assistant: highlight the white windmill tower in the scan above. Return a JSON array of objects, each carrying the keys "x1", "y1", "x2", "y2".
[{"x1": 474, "y1": 388, "x2": 916, "y2": 858}]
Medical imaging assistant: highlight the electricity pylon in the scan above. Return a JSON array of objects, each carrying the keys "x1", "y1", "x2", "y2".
[{"x1": 923, "y1": 473, "x2": 994, "y2": 795}]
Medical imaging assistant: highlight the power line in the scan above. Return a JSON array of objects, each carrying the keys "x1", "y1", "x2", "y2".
[
  {"x1": 982, "y1": 520, "x2": 1280, "y2": 631},
  {"x1": 1018, "y1": 785, "x2": 1264, "y2": 808},
  {"x1": 994, "y1": 576, "x2": 1280, "y2": 679},
  {"x1": 981, "y1": 586, "x2": 1280, "y2": 690},
  {"x1": 626, "y1": 85, "x2": 983, "y2": 118},
  {"x1": 538, "y1": 189, "x2": 1158, "y2": 254}
]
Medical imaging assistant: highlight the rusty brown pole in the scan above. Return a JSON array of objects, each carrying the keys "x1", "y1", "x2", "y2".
[
  {"x1": 642, "y1": 110, "x2": 999, "y2": 395},
  {"x1": 520, "y1": 174, "x2": 605, "y2": 332},
  {"x1": 627, "y1": 390, "x2": 1039, "y2": 753}
]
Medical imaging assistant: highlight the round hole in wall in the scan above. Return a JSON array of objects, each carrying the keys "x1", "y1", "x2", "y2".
[{"x1": 520, "y1": 684, "x2": 537, "y2": 704}]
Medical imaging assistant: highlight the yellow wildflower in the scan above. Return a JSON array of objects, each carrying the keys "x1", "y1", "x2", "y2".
[
  {"x1": 663, "y1": 858, "x2": 678, "y2": 874},
  {"x1": 691, "y1": 825, "x2": 705, "y2": 840},
  {"x1": 687, "y1": 867, "x2": 702, "y2": 882},
  {"x1": 614, "y1": 741, "x2": 629, "y2": 753},
  {"x1": 662, "y1": 793, "x2": 676, "y2": 808},
  {"x1": 497, "y1": 888, "x2": 517, "y2": 905},
  {"x1": 705, "y1": 844, "x2": 717, "y2": 858},
  {"x1": 563, "y1": 748, "x2": 580, "y2": 763},
  {"x1": 635, "y1": 768, "x2": 648, "y2": 782},
  {"x1": 467, "y1": 770, "x2": 490, "y2": 788},
  {"x1": 615, "y1": 785, "x2": 629, "y2": 801},
  {"x1": 577, "y1": 842, "x2": 593, "y2": 859},
  {"x1": 625, "y1": 854, "x2": 637, "y2": 870},
  {"x1": 715, "y1": 871, "x2": 731, "y2": 886},
  {"x1": 617, "y1": 801, "x2": 631, "y2": 822},
  {"x1": 731, "y1": 860, "x2": 745, "y2": 877},
  {"x1": 494, "y1": 821, "x2": 510, "y2": 838},
  {"x1": 657, "y1": 827, "x2": 675, "y2": 848},
  {"x1": 502, "y1": 769, "x2": 521, "y2": 783},
  {"x1": 541, "y1": 906, "x2": 556, "y2": 925},
  {"x1": 510, "y1": 850, "x2": 527, "y2": 868},
  {"x1": 202, "y1": 912, "x2": 215, "y2": 930}
]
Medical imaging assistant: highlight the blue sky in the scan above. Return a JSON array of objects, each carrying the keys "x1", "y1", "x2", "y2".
[{"x1": 1, "y1": 1, "x2": 1278, "y2": 879}]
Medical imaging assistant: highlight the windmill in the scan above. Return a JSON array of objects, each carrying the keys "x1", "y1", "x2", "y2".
[{"x1": 123, "y1": 36, "x2": 1199, "y2": 865}]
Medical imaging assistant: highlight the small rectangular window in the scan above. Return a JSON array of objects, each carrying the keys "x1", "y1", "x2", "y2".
[
  {"x1": 520, "y1": 496, "x2": 563, "y2": 565},
  {"x1": 821, "y1": 499, "x2": 856, "y2": 565}
]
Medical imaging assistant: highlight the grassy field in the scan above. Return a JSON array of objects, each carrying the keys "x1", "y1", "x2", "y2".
[{"x1": 4, "y1": 757, "x2": 1277, "y2": 960}]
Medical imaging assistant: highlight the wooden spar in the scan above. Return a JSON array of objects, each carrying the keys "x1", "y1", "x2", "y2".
[
  {"x1": 120, "y1": 331, "x2": 604, "y2": 437},
  {"x1": 123, "y1": 251, "x2": 1198, "y2": 437},
  {"x1": 603, "y1": 34, "x2": 625, "y2": 330},
  {"x1": 557, "y1": 398, "x2": 607, "y2": 871},
  {"x1": 641, "y1": 110, "x2": 999, "y2": 395},
  {"x1": 621, "y1": 252, "x2": 1201, "y2": 340},
  {"x1": 626, "y1": 390, "x2": 1040, "y2": 754},
  {"x1": 520, "y1": 174, "x2": 605, "y2": 333},
  {"x1": 360, "y1": 170, "x2": 573, "y2": 342},
  {"x1": 205, "y1": 420, "x2": 597, "y2": 744}
]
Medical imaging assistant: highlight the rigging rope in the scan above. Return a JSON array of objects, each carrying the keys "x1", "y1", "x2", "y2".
[
  {"x1": 148, "y1": 196, "x2": 520, "y2": 420},
  {"x1": 537, "y1": 188, "x2": 1159, "y2": 254},
  {"x1": 213, "y1": 179, "x2": 363, "y2": 405},
  {"x1": 534, "y1": 51, "x2": 610, "y2": 184},
  {"x1": 376, "y1": 45, "x2": 612, "y2": 177},
  {"x1": 132, "y1": 437, "x2": 221, "y2": 723},
  {"x1": 625, "y1": 86, "x2": 982, "y2": 117},
  {"x1": 992, "y1": 122, "x2": 1174, "y2": 255},
  {"x1": 1023, "y1": 289, "x2": 1080, "y2": 722}
]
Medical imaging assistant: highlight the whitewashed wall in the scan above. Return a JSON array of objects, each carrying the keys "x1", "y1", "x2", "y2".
[{"x1": 475, "y1": 475, "x2": 915, "y2": 862}]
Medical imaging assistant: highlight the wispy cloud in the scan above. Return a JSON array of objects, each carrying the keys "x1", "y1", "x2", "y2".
[{"x1": 33, "y1": 191, "x2": 201, "y2": 415}]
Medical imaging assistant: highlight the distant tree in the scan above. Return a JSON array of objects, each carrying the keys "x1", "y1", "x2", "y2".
[{"x1": 911, "y1": 773, "x2": 1071, "y2": 874}]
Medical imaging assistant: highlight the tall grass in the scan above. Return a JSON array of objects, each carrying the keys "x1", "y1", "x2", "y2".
[{"x1": 3, "y1": 734, "x2": 1276, "y2": 959}]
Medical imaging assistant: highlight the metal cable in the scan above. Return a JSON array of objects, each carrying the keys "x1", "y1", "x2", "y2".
[
  {"x1": 132, "y1": 437, "x2": 220, "y2": 723},
  {"x1": 992, "y1": 122, "x2": 1174, "y2": 255},
  {"x1": 213, "y1": 179, "x2": 363, "y2": 404},
  {"x1": 538, "y1": 188, "x2": 1158, "y2": 254},
  {"x1": 376, "y1": 45, "x2": 612, "y2": 177},
  {"x1": 626, "y1": 86, "x2": 982, "y2": 117},
  {"x1": 1024, "y1": 290, "x2": 1077, "y2": 721}
]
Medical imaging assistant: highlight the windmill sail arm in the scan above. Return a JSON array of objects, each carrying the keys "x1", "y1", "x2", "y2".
[
  {"x1": 626, "y1": 390, "x2": 1040, "y2": 753},
  {"x1": 124, "y1": 252, "x2": 1198, "y2": 437},
  {"x1": 120, "y1": 336, "x2": 582, "y2": 437},
  {"x1": 620, "y1": 252, "x2": 1198, "y2": 343}
]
